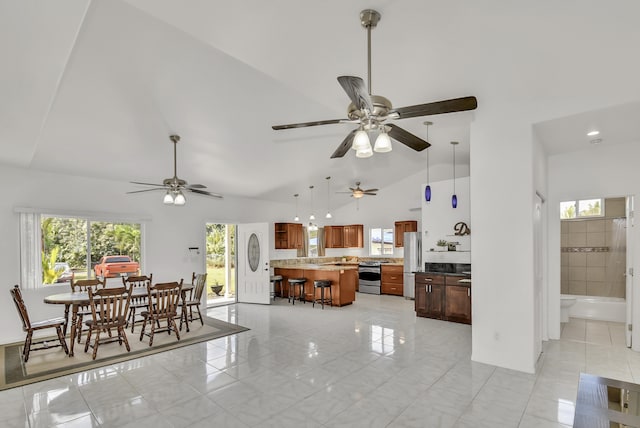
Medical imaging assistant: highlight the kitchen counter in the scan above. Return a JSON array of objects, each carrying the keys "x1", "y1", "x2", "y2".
[
  {"x1": 291, "y1": 263, "x2": 358, "y2": 271},
  {"x1": 414, "y1": 271, "x2": 470, "y2": 278},
  {"x1": 273, "y1": 266, "x2": 357, "y2": 306}
]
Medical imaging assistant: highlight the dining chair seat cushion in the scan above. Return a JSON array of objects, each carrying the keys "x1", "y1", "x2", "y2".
[
  {"x1": 31, "y1": 317, "x2": 66, "y2": 330},
  {"x1": 84, "y1": 315, "x2": 127, "y2": 327}
]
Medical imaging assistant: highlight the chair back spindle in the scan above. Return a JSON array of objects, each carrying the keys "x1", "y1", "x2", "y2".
[{"x1": 10, "y1": 285, "x2": 31, "y2": 331}]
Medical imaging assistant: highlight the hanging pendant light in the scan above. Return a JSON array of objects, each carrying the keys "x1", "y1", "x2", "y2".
[
  {"x1": 424, "y1": 121, "x2": 432, "y2": 202},
  {"x1": 325, "y1": 177, "x2": 333, "y2": 219},
  {"x1": 309, "y1": 185, "x2": 315, "y2": 220},
  {"x1": 451, "y1": 141, "x2": 458, "y2": 208},
  {"x1": 293, "y1": 193, "x2": 300, "y2": 222}
]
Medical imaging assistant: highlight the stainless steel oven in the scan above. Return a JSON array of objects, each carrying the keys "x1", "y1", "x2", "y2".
[{"x1": 358, "y1": 262, "x2": 381, "y2": 294}]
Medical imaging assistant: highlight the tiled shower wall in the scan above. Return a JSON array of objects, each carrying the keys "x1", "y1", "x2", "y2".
[{"x1": 561, "y1": 198, "x2": 627, "y2": 298}]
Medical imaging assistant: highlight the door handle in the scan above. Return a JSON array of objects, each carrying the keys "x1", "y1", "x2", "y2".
[{"x1": 467, "y1": 288, "x2": 470, "y2": 297}]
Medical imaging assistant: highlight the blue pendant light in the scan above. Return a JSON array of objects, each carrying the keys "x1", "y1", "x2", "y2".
[
  {"x1": 424, "y1": 121, "x2": 432, "y2": 202},
  {"x1": 451, "y1": 141, "x2": 458, "y2": 208}
]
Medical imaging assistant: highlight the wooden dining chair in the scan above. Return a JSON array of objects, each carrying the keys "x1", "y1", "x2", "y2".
[
  {"x1": 180, "y1": 273, "x2": 207, "y2": 330},
  {"x1": 139, "y1": 280, "x2": 183, "y2": 346},
  {"x1": 122, "y1": 274, "x2": 152, "y2": 332},
  {"x1": 84, "y1": 286, "x2": 132, "y2": 360},
  {"x1": 70, "y1": 277, "x2": 106, "y2": 343},
  {"x1": 10, "y1": 285, "x2": 69, "y2": 362}
]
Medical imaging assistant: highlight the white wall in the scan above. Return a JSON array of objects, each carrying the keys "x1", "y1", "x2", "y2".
[
  {"x1": 422, "y1": 176, "x2": 471, "y2": 265},
  {"x1": 269, "y1": 167, "x2": 471, "y2": 261},
  {"x1": 470, "y1": 114, "x2": 537, "y2": 373},
  {"x1": 0, "y1": 165, "x2": 290, "y2": 343},
  {"x1": 547, "y1": 141, "x2": 640, "y2": 349}
]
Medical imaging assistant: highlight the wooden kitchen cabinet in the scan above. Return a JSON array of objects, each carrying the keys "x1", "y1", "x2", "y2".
[
  {"x1": 445, "y1": 284, "x2": 472, "y2": 324},
  {"x1": 273, "y1": 267, "x2": 356, "y2": 306},
  {"x1": 415, "y1": 273, "x2": 470, "y2": 324},
  {"x1": 394, "y1": 221, "x2": 418, "y2": 247},
  {"x1": 381, "y1": 265, "x2": 403, "y2": 296},
  {"x1": 273, "y1": 268, "x2": 304, "y2": 299},
  {"x1": 415, "y1": 273, "x2": 445, "y2": 319},
  {"x1": 343, "y1": 224, "x2": 364, "y2": 248},
  {"x1": 274, "y1": 223, "x2": 303, "y2": 250},
  {"x1": 323, "y1": 224, "x2": 363, "y2": 248},
  {"x1": 324, "y1": 225, "x2": 344, "y2": 248}
]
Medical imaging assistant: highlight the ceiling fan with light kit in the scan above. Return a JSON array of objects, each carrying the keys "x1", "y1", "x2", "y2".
[
  {"x1": 338, "y1": 182, "x2": 378, "y2": 199},
  {"x1": 272, "y1": 9, "x2": 478, "y2": 159},
  {"x1": 127, "y1": 135, "x2": 223, "y2": 205}
]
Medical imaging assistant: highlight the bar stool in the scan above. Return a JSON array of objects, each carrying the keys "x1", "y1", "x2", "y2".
[
  {"x1": 270, "y1": 275, "x2": 283, "y2": 300},
  {"x1": 313, "y1": 280, "x2": 332, "y2": 309},
  {"x1": 287, "y1": 278, "x2": 307, "y2": 305}
]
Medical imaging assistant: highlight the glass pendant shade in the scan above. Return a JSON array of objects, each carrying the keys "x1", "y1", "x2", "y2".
[
  {"x1": 325, "y1": 212, "x2": 332, "y2": 219},
  {"x1": 294, "y1": 215, "x2": 300, "y2": 221},
  {"x1": 309, "y1": 214, "x2": 315, "y2": 220},
  {"x1": 173, "y1": 191, "x2": 186, "y2": 205},
  {"x1": 356, "y1": 145, "x2": 373, "y2": 158},
  {"x1": 425, "y1": 185, "x2": 432, "y2": 202},
  {"x1": 373, "y1": 131, "x2": 392, "y2": 153},
  {"x1": 163, "y1": 191, "x2": 174, "y2": 204},
  {"x1": 452, "y1": 194, "x2": 458, "y2": 208},
  {"x1": 352, "y1": 129, "x2": 371, "y2": 151}
]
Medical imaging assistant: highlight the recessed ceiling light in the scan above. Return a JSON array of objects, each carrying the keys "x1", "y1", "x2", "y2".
[{"x1": 587, "y1": 130, "x2": 600, "y2": 137}]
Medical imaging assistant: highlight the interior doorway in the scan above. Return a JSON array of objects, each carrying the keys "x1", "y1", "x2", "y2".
[
  {"x1": 558, "y1": 196, "x2": 633, "y2": 347},
  {"x1": 205, "y1": 223, "x2": 236, "y2": 307}
]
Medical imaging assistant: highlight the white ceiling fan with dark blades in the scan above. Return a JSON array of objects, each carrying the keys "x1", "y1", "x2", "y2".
[
  {"x1": 337, "y1": 182, "x2": 378, "y2": 199},
  {"x1": 127, "y1": 134, "x2": 222, "y2": 205},
  {"x1": 272, "y1": 9, "x2": 478, "y2": 159}
]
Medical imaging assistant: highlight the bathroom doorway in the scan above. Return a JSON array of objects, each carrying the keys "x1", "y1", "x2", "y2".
[{"x1": 559, "y1": 196, "x2": 634, "y2": 347}]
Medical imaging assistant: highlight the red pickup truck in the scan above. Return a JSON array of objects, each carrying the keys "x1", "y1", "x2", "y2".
[{"x1": 94, "y1": 255, "x2": 140, "y2": 278}]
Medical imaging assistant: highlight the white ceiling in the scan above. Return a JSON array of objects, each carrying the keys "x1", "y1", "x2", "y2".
[{"x1": 2, "y1": 1, "x2": 640, "y2": 205}]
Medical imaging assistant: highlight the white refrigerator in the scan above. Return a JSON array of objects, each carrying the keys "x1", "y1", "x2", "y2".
[{"x1": 403, "y1": 232, "x2": 421, "y2": 299}]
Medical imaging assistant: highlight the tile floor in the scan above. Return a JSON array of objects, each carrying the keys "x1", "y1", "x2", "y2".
[{"x1": 1, "y1": 293, "x2": 637, "y2": 427}]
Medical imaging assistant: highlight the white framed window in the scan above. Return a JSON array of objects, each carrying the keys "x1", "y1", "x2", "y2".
[
  {"x1": 370, "y1": 227, "x2": 393, "y2": 256},
  {"x1": 308, "y1": 227, "x2": 318, "y2": 257},
  {"x1": 560, "y1": 198, "x2": 604, "y2": 219},
  {"x1": 18, "y1": 209, "x2": 144, "y2": 288}
]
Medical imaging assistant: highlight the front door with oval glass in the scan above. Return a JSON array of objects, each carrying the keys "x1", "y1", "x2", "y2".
[{"x1": 237, "y1": 223, "x2": 270, "y2": 304}]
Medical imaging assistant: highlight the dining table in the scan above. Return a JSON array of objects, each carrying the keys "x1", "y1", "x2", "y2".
[{"x1": 44, "y1": 283, "x2": 194, "y2": 357}]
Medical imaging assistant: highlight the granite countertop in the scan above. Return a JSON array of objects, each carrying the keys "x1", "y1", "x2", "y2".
[
  {"x1": 414, "y1": 271, "x2": 471, "y2": 278},
  {"x1": 275, "y1": 263, "x2": 358, "y2": 271}
]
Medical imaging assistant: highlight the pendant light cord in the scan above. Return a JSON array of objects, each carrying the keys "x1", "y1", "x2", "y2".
[{"x1": 453, "y1": 143, "x2": 456, "y2": 193}]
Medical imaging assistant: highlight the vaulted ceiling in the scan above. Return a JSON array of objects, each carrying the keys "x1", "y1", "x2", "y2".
[{"x1": 2, "y1": 1, "x2": 639, "y2": 205}]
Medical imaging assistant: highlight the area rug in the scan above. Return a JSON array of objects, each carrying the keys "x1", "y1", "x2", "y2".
[{"x1": 0, "y1": 316, "x2": 249, "y2": 390}]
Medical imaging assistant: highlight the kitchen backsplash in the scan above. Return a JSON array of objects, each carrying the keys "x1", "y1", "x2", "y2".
[{"x1": 270, "y1": 256, "x2": 403, "y2": 267}]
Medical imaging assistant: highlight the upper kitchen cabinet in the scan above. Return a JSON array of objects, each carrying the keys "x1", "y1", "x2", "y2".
[
  {"x1": 394, "y1": 220, "x2": 418, "y2": 247},
  {"x1": 344, "y1": 225, "x2": 364, "y2": 248},
  {"x1": 274, "y1": 222, "x2": 303, "y2": 250},
  {"x1": 324, "y1": 225, "x2": 344, "y2": 248},
  {"x1": 324, "y1": 224, "x2": 363, "y2": 248}
]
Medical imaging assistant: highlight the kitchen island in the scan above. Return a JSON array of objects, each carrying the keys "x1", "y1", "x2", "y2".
[{"x1": 273, "y1": 264, "x2": 358, "y2": 306}]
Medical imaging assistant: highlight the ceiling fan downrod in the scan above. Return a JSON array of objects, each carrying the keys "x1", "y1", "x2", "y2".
[
  {"x1": 170, "y1": 134, "x2": 180, "y2": 180},
  {"x1": 360, "y1": 9, "x2": 380, "y2": 96}
]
